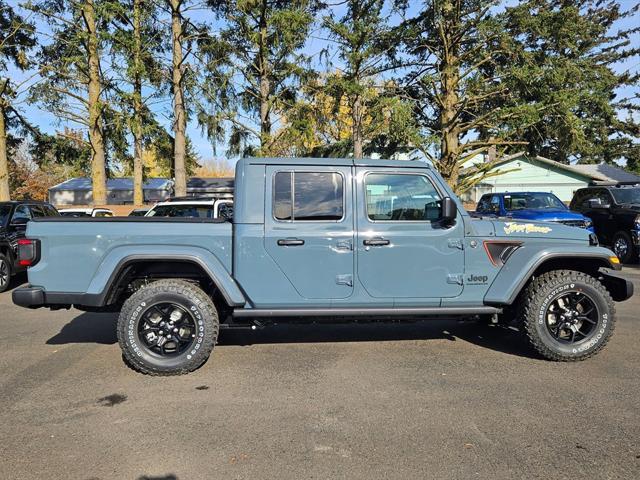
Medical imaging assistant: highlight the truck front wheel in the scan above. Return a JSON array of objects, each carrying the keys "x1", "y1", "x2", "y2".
[
  {"x1": 117, "y1": 279, "x2": 219, "y2": 375},
  {"x1": 519, "y1": 270, "x2": 615, "y2": 361}
]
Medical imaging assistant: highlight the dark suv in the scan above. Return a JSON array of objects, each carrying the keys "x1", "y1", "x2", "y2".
[
  {"x1": 570, "y1": 183, "x2": 640, "y2": 263},
  {"x1": 0, "y1": 201, "x2": 60, "y2": 292}
]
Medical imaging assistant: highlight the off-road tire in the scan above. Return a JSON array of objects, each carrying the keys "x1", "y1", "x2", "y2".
[
  {"x1": 0, "y1": 253, "x2": 12, "y2": 293},
  {"x1": 612, "y1": 231, "x2": 636, "y2": 264},
  {"x1": 519, "y1": 270, "x2": 615, "y2": 361},
  {"x1": 117, "y1": 279, "x2": 219, "y2": 376}
]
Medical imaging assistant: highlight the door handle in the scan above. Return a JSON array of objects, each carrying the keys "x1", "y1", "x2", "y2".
[
  {"x1": 277, "y1": 238, "x2": 305, "y2": 246},
  {"x1": 363, "y1": 238, "x2": 390, "y2": 246}
]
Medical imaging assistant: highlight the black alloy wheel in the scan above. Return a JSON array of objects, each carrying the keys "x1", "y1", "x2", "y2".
[
  {"x1": 0, "y1": 255, "x2": 11, "y2": 293},
  {"x1": 544, "y1": 291, "x2": 598, "y2": 345},
  {"x1": 137, "y1": 302, "x2": 198, "y2": 357}
]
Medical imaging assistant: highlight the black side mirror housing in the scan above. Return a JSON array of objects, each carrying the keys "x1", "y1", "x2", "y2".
[
  {"x1": 588, "y1": 199, "x2": 610, "y2": 209},
  {"x1": 10, "y1": 217, "x2": 29, "y2": 227},
  {"x1": 441, "y1": 197, "x2": 457, "y2": 223}
]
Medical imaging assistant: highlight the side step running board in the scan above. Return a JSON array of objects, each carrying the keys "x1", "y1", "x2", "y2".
[{"x1": 233, "y1": 306, "x2": 501, "y2": 318}]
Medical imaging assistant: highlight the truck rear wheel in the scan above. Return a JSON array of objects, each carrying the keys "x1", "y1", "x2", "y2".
[
  {"x1": 0, "y1": 253, "x2": 12, "y2": 293},
  {"x1": 519, "y1": 270, "x2": 615, "y2": 361},
  {"x1": 117, "y1": 279, "x2": 219, "y2": 375}
]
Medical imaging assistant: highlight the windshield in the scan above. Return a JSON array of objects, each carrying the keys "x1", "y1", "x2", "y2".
[
  {"x1": 147, "y1": 204, "x2": 214, "y2": 218},
  {"x1": 610, "y1": 187, "x2": 640, "y2": 205},
  {"x1": 0, "y1": 205, "x2": 11, "y2": 226},
  {"x1": 503, "y1": 193, "x2": 566, "y2": 211}
]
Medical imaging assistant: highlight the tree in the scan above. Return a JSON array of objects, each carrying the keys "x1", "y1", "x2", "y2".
[
  {"x1": 0, "y1": 1, "x2": 36, "y2": 200},
  {"x1": 401, "y1": 0, "x2": 524, "y2": 192},
  {"x1": 323, "y1": 0, "x2": 411, "y2": 159},
  {"x1": 29, "y1": 0, "x2": 108, "y2": 204},
  {"x1": 200, "y1": 0, "x2": 315, "y2": 156},
  {"x1": 498, "y1": 0, "x2": 640, "y2": 165},
  {"x1": 273, "y1": 73, "x2": 420, "y2": 158},
  {"x1": 107, "y1": 0, "x2": 165, "y2": 205}
]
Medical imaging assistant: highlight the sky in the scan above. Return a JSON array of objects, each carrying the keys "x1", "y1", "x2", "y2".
[{"x1": 4, "y1": 0, "x2": 640, "y2": 168}]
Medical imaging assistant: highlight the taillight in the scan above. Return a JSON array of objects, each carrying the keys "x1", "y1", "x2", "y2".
[{"x1": 18, "y1": 238, "x2": 40, "y2": 267}]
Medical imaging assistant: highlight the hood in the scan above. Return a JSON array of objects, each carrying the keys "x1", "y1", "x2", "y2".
[
  {"x1": 492, "y1": 220, "x2": 590, "y2": 241},
  {"x1": 506, "y1": 208, "x2": 586, "y2": 222}
]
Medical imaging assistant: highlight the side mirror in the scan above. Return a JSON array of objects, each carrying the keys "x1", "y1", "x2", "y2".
[
  {"x1": 10, "y1": 217, "x2": 29, "y2": 227},
  {"x1": 441, "y1": 197, "x2": 457, "y2": 222},
  {"x1": 588, "y1": 199, "x2": 610, "y2": 209}
]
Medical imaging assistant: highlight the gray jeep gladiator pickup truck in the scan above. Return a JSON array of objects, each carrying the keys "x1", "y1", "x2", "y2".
[{"x1": 13, "y1": 157, "x2": 633, "y2": 375}]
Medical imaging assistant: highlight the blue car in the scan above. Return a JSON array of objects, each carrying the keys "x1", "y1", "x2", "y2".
[{"x1": 475, "y1": 192, "x2": 594, "y2": 232}]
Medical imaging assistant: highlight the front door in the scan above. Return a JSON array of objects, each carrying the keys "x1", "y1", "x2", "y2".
[
  {"x1": 356, "y1": 169, "x2": 465, "y2": 299},
  {"x1": 264, "y1": 166, "x2": 354, "y2": 299}
]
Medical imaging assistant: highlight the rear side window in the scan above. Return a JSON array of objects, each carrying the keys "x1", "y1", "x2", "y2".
[
  {"x1": 273, "y1": 171, "x2": 344, "y2": 221},
  {"x1": 365, "y1": 173, "x2": 442, "y2": 221}
]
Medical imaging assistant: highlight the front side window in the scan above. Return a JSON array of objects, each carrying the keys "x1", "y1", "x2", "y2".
[
  {"x1": 12, "y1": 205, "x2": 32, "y2": 223},
  {"x1": 476, "y1": 195, "x2": 491, "y2": 213},
  {"x1": 29, "y1": 205, "x2": 46, "y2": 217},
  {"x1": 366, "y1": 173, "x2": 442, "y2": 221},
  {"x1": 273, "y1": 171, "x2": 344, "y2": 221}
]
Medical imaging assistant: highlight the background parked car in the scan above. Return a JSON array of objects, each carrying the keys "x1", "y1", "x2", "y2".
[
  {"x1": 58, "y1": 208, "x2": 114, "y2": 218},
  {"x1": 0, "y1": 201, "x2": 59, "y2": 292},
  {"x1": 570, "y1": 182, "x2": 640, "y2": 263},
  {"x1": 128, "y1": 208, "x2": 149, "y2": 217},
  {"x1": 145, "y1": 197, "x2": 233, "y2": 220},
  {"x1": 474, "y1": 192, "x2": 594, "y2": 231}
]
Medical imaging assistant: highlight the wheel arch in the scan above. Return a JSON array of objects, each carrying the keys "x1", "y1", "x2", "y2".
[
  {"x1": 92, "y1": 254, "x2": 246, "y2": 309},
  {"x1": 485, "y1": 248, "x2": 621, "y2": 306}
]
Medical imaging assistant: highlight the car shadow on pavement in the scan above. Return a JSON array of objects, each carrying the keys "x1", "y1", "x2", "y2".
[
  {"x1": 46, "y1": 312, "x2": 118, "y2": 345},
  {"x1": 218, "y1": 319, "x2": 536, "y2": 359},
  {"x1": 46, "y1": 313, "x2": 537, "y2": 359}
]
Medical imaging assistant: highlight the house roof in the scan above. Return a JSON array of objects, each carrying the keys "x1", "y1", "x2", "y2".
[
  {"x1": 187, "y1": 177, "x2": 234, "y2": 192},
  {"x1": 49, "y1": 177, "x2": 174, "y2": 191},
  {"x1": 466, "y1": 154, "x2": 640, "y2": 183},
  {"x1": 566, "y1": 163, "x2": 640, "y2": 183}
]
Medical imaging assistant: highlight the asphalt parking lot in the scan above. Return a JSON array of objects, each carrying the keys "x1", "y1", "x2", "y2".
[{"x1": 1, "y1": 271, "x2": 639, "y2": 480}]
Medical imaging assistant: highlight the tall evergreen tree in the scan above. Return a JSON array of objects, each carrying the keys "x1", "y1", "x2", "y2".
[
  {"x1": 107, "y1": 0, "x2": 165, "y2": 204},
  {"x1": 0, "y1": 2, "x2": 35, "y2": 200},
  {"x1": 29, "y1": 0, "x2": 109, "y2": 204},
  {"x1": 498, "y1": 0, "x2": 640, "y2": 165},
  {"x1": 401, "y1": 0, "x2": 526, "y2": 192},
  {"x1": 200, "y1": 0, "x2": 315, "y2": 156},
  {"x1": 323, "y1": 0, "x2": 413, "y2": 159}
]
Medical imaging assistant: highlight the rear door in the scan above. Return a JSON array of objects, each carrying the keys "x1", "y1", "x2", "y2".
[
  {"x1": 264, "y1": 166, "x2": 354, "y2": 299},
  {"x1": 356, "y1": 169, "x2": 465, "y2": 299}
]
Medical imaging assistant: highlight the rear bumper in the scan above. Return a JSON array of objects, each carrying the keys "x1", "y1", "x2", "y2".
[
  {"x1": 12, "y1": 287, "x2": 45, "y2": 309},
  {"x1": 601, "y1": 272, "x2": 634, "y2": 302}
]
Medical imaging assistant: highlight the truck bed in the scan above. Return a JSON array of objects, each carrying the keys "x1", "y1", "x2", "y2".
[{"x1": 26, "y1": 217, "x2": 233, "y2": 294}]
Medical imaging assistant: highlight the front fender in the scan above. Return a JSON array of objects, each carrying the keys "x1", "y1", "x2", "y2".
[
  {"x1": 484, "y1": 245, "x2": 620, "y2": 305},
  {"x1": 87, "y1": 245, "x2": 246, "y2": 307}
]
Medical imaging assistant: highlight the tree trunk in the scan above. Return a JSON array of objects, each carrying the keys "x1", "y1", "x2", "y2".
[
  {"x1": 170, "y1": 0, "x2": 187, "y2": 197},
  {"x1": 0, "y1": 100, "x2": 9, "y2": 201},
  {"x1": 352, "y1": 95, "x2": 363, "y2": 159},
  {"x1": 439, "y1": 56, "x2": 460, "y2": 187},
  {"x1": 258, "y1": 0, "x2": 270, "y2": 156},
  {"x1": 83, "y1": 0, "x2": 107, "y2": 205},
  {"x1": 132, "y1": 0, "x2": 144, "y2": 206}
]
